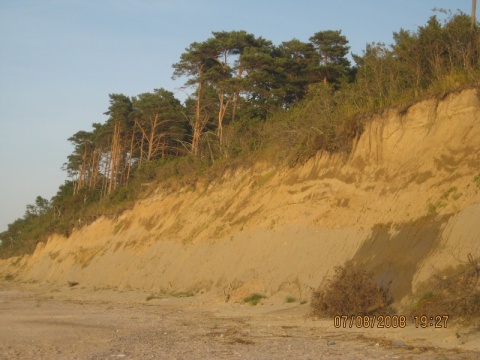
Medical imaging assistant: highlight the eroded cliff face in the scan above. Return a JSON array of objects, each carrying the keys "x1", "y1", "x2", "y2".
[{"x1": 2, "y1": 89, "x2": 479, "y2": 304}]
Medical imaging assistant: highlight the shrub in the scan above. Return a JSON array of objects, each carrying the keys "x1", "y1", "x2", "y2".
[
  {"x1": 243, "y1": 293, "x2": 266, "y2": 305},
  {"x1": 411, "y1": 255, "x2": 480, "y2": 320},
  {"x1": 311, "y1": 264, "x2": 392, "y2": 317},
  {"x1": 474, "y1": 173, "x2": 480, "y2": 189}
]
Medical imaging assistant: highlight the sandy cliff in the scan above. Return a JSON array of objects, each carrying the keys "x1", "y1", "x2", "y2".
[{"x1": 2, "y1": 88, "x2": 479, "y2": 305}]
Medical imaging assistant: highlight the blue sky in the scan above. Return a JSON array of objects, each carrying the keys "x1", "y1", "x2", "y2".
[{"x1": 0, "y1": 0, "x2": 475, "y2": 232}]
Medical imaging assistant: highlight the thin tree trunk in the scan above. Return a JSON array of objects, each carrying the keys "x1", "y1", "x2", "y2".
[
  {"x1": 473, "y1": 0, "x2": 477, "y2": 30},
  {"x1": 139, "y1": 136, "x2": 145, "y2": 167},
  {"x1": 77, "y1": 143, "x2": 88, "y2": 192},
  {"x1": 90, "y1": 150, "x2": 100, "y2": 189},
  {"x1": 102, "y1": 149, "x2": 111, "y2": 198},
  {"x1": 192, "y1": 82, "x2": 203, "y2": 156},
  {"x1": 231, "y1": 92, "x2": 239, "y2": 122},
  {"x1": 231, "y1": 67, "x2": 243, "y2": 122},
  {"x1": 217, "y1": 84, "x2": 232, "y2": 147},
  {"x1": 126, "y1": 125, "x2": 136, "y2": 185},
  {"x1": 108, "y1": 123, "x2": 121, "y2": 194},
  {"x1": 323, "y1": 57, "x2": 328, "y2": 84}
]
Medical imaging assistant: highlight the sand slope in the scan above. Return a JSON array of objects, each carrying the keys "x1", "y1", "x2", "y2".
[{"x1": 1, "y1": 88, "x2": 479, "y2": 305}]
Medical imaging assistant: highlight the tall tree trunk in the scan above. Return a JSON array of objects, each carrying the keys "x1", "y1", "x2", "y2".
[
  {"x1": 89, "y1": 150, "x2": 100, "y2": 189},
  {"x1": 231, "y1": 92, "x2": 239, "y2": 122},
  {"x1": 217, "y1": 81, "x2": 233, "y2": 148},
  {"x1": 108, "y1": 122, "x2": 121, "y2": 194},
  {"x1": 147, "y1": 114, "x2": 159, "y2": 162},
  {"x1": 76, "y1": 144, "x2": 88, "y2": 193},
  {"x1": 323, "y1": 57, "x2": 328, "y2": 84},
  {"x1": 139, "y1": 136, "x2": 145, "y2": 168},
  {"x1": 473, "y1": 0, "x2": 477, "y2": 30},
  {"x1": 192, "y1": 82, "x2": 203, "y2": 156},
  {"x1": 231, "y1": 67, "x2": 244, "y2": 122},
  {"x1": 126, "y1": 125, "x2": 136, "y2": 185},
  {"x1": 102, "y1": 149, "x2": 111, "y2": 198}
]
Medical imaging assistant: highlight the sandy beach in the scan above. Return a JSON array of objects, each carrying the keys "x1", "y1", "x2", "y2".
[{"x1": 1, "y1": 281, "x2": 479, "y2": 359}]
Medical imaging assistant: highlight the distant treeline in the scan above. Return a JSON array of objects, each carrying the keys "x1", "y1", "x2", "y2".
[{"x1": 1, "y1": 11, "x2": 479, "y2": 258}]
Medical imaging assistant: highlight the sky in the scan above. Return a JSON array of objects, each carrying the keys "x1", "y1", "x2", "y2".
[{"x1": 0, "y1": 0, "x2": 475, "y2": 233}]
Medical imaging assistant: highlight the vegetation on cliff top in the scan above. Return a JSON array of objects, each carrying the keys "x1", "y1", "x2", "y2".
[{"x1": 1, "y1": 10, "x2": 479, "y2": 258}]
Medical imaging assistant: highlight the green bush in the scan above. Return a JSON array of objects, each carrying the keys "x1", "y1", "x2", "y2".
[
  {"x1": 474, "y1": 174, "x2": 480, "y2": 189},
  {"x1": 285, "y1": 295, "x2": 296, "y2": 303},
  {"x1": 243, "y1": 293, "x2": 266, "y2": 305}
]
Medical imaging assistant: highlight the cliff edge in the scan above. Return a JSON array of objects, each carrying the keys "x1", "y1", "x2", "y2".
[{"x1": 2, "y1": 88, "x2": 479, "y2": 305}]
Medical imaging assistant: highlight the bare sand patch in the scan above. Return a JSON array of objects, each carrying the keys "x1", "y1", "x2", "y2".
[{"x1": 1, "y1": 281, "x2": 478, "y2": 359}]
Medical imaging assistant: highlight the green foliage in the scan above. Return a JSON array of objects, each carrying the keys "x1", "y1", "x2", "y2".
[
  {"x1": 134, "y1": 160, "x2": 159, "y2": 182},
  {"x1": 426, "y1": 186, "x2": 463, "y2": 215},
  {"x1": 223, "y1": 117, "x2": 266, "y2": 158},
  {"x1": 427, "y1": 202, "x2": 439, "y2": 215},
  {"x1": 131, "y1": 88, "x2": 188, "y2": 162},
  {"x1": 285, "y1": 295, "x2": 297, "y2": 303},
  {"x1": 243, "y1": 293, "x2": 266, "y2": 305},
  {"x1": 440, "y1": 186, "x2": 458, "y2": 200},
  {"x1": 146, "y1": 291, "x2": 194, "y2": 301},
  {"x1": 261, "y1": 83, "x2": 364, "y2": 165},
  {"x1": 474, "y1": 173, "x2": 480, "y2": 188},
  {"x1": 24, "y1": 196, "x2": 50, "y2": 218},
  {"x1": 309, "y1": 30, "x2": 351, "y2": 84},
  {"x1": 108, "y1": 186, "x2": 133, "y2": 205}
]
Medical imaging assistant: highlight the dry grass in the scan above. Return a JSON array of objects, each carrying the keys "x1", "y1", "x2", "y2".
[
  {"x1": 410, "y1": 255, "x2": 480, "y2": 323},
  {"x1": 310, "y1": 264, "x2": 392, "y2": 317}
]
